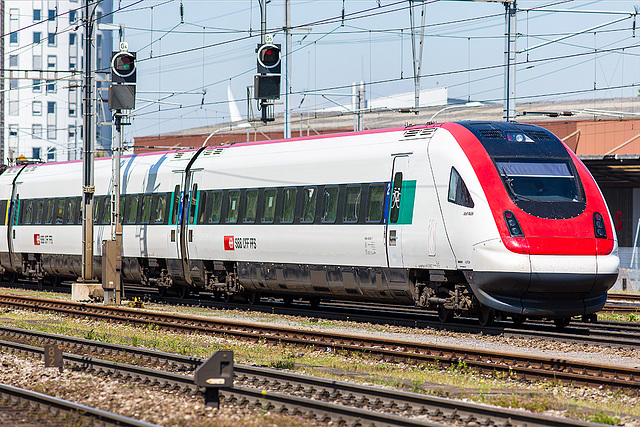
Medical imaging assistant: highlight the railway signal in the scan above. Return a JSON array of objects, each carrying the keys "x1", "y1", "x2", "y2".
[
  {"x1": 111, "y1": 50, "x2": 136, "y2": 84},
  {"x1": 256, "y1": 43, "x2": 281, "y2": 74}
]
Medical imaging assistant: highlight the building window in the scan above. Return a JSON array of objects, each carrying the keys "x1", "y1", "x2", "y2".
[
  {"x1": 33, "y1": 56, "x2": 42, "y2": 70},
  {"x1": 68, "y1": 126, "x2": 76, "y2": 141},
  {"x1": 70, "y1": 33, "x2": 76, "y2": 45},
  {"x1": 10, "y1": 9, "x2": 19, "y2": 44},
  {"x1": 34, "y1": 9, "x2": 41, "y2": 21},
  {"x1": 46, "y1": 80, "x2": 56, "y2": 93},
  {"x1": 32, "y1": 124, "x2": 43, "y2": 139},
  {"x1": 69, "y1": 10, "x2": 77, "y2": 24},
  {"x1": 9, "y1": 55, "x2": 18, "y2": 68},
  {"x1": 47, "y1": 55, "x2": 56, "y2": 68},
  {"x1": 9, "y1": 79, "x2": 18, "y2": 90},
  {"x1": 33, "y1": 32, "x2": 41, "y2": 44},
  {"x1": 32, "y1": 148, "x2": 42, "y2": 160},
  {"x1": 48, "y1": 33, "x2": 56, "y2": 46},
  {"x1": 69, "y1": 58, "x2": 77, "y2": 70},
  {"x1": 69, "y1": 104, "x2": 77, "y2": 117},
  {"x1": 47, "y1": 148, "x2": 56, "y2": 162},
  {"x1": 32, "y1": 101, "x2": 42, "y2": 116},
  {"x1": 47, "y1": 102, "x2": 56, "y2": 115},
  {"x1": 48, "y1": 9, "x2": 56, "y2": 21},
  {"x1": 33, "y1": 79, "x2": 42, "y2": 92},
  {"x1": 8, "y1": 125, "x2": 18, "y2": 137},
  {"x1": 47, "y1": 125, "x2": 56, "y2": 140}
]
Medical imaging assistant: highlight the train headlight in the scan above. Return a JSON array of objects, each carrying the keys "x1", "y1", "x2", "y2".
[
  {"x1": 593, "y1": 212, "x2": 607, "y2": 239},
  {"x1": 504, "y1": 210, "x2": 524, "y2": 237}
]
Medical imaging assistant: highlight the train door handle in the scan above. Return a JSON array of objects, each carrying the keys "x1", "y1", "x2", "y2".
[
  {"x1": 389, "y1": 230, "x2": 397, "y2": 246},
  {"x1": 171, "y1": 230, "x2": 176, "y2": 242}
]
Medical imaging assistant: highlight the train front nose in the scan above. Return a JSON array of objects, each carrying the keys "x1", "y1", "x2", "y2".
[{"x1": 470, "y1": 237, "x2": 618, "y2": 317}]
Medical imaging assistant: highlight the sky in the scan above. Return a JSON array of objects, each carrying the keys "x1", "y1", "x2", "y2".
[{"x1": 110, "y1": 0, "x2": 640, "y2": 139}]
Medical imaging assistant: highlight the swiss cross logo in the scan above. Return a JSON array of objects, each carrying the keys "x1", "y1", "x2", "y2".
[
  {"x1": 34, "y1": 234, "x2": 40, "y2": 245},
  {"x1": 224, "y1": 236, "x2": 235, "y2": 250}
]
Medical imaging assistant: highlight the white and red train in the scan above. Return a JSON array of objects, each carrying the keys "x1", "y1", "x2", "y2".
[{"x1": 0, "y1": 121, "x2": 619, "y2": 326}]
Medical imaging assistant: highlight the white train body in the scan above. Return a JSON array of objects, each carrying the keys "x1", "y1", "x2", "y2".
[{"x1": 0, "y1": 122, "x2": 619, "y2": 320}]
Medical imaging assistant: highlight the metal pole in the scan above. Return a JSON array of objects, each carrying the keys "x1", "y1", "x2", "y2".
[
  {"x1": 409, "y1": 0, "x2": 426, "y2": 110},
  {"x1": 284, "y1": 0, "x2": 291, "y2": 138},
  {"x1": 82, "y1": 0, "x2": 96, "y2": 281},
  {"x1": 504, "y1": 0, "x2": 517, "y2": 121},
  {"x1": 260, "y1": 0, "x2": 267, "y2": 124},
  {"x1": 1, "y1": 0, "x2": 5, "y2": 164}
]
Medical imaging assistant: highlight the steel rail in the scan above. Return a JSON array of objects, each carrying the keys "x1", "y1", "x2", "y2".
[
  {"x1": 0, "y1": 335, "x2": 605, "y2": 427},
  {"x1": 0, "y1": 382, "x2": 159, "y2": 427},
  {"x1": 1, "y1": 294, "x2": 640, "y2": 390}
]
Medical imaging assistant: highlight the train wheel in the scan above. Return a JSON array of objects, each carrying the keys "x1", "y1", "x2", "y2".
[
  {"x1": 511, "y1": 314, "x2": 526, "y2": 326},
  {"x1": 437, "y1": 306, "x2": 453, "y2": 323},
  {"x1": 478, "y1": 307, "x2": 495, "y2": 327},
  {"x1": 582, "y1": 313, "x2": 597, "y2": 323},
  {"x1": 223, "y1": 292, "x2": 233, "y2": 303},
  {"x1": 282, "y1": 296, "x2": 293, "y2": 306},
  {"x1": 554, "y1": 317, "x2": 571, "y2": 329},
  {"x1": 177, "y1": 286, "x2": 189, "y2": 299},
  {"x1": 246, "y1": 291, "x2": 260, "y2": 305},
  {"x1": 309, "y1": 297, "x2": 321, "y2": 308}
]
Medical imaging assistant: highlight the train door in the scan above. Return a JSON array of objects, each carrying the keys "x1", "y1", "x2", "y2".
[
  {"x1": 386, "y1": 155, "x2": 410, "y2": 268},
  {"x1": 167, "y1": 171, "x2": 185, "y2": 280},
  {"x1": 183, "y1": 169, "x2": 205, "y2": 285}
]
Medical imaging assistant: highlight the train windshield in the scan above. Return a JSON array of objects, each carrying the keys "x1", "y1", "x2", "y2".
[{"x1": 496, "y1": 161, "x2": 582, "y2": 203}]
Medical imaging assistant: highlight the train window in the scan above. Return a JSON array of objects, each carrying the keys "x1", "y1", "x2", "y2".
[
  {"x1": 11, "y1": 197, "x2": 20, "y2": 227},
  {"x1": 171, "y1": 185, "x2": 180, "y2": 225},
  {"x1": 197, "y1": 191, "x2": 208, "y2": 224},
  {"x1": 188, "y1": 185, "x2": 198, "y2": 225},
  {"x1": 448, "y1": 168, "x2": 474, "y2": 208},
  {"x1": 262, "y1": 189, "x2": 277, "y2": 223},
  {"x1": 226, "y1": 190, "x2": 240, "y2": 223},
  {"x1": 101, "y1": 197, "x2": 111, "y2": 225},
  {"x1": 344, "y1": 185, "x2": 361, "y2": 223},
  {"x1": 154, "y1": 194, "x2": 168, "y2": 224},
  {"x1": 301, "y1": 187, "x2": 317, "y2": 223},
  {"x1": 94, "y1": 197, "x2": 101, "y2": 225},
  {"x1": 119, "y1": 195, "x2": 128, "y2": 225},
  {"x1": 389, "y1": 173, "x2": 403, "y2": 224},
  {"x1": 126, "y1": 194, "x2": 139, "y2": 224},
  {"x1": 140, "y1": 194, "x2": 153, "y2": 224},
  {"x1": 45, "y1": 199, "x2": 56, "y2": 224},
  {"x1": 0, "y1": 200, "x2": 7, "y2": 226},
  {"x1": 244, "y1": 189, "x2": 258, "y2": 224},
  {"x1": 322, "y1": 186, "x2": 339, "y2": 223},
  {"x1": 495, "y1": 161, "x2": 581, "y2": 203},
  {"x1": 281, "y1": 188, "x2": 297, "y2": 223},
  {"x1": 208, "y1": 191, "x2": 223, "y2": 223},
  {"x1": 34, "y1": 199, "x2": 44, "y2": 224},
  {"x1": 366, "y1": 184, "x2": 386, "y2": 223},
  {"x1": 22, "y1": 200, "x2": 33, "y2": 225},
  {"x1": 55, "y1": 198, "x2": 66, "y2": 224},
  {"x1": 66, "y1": 198, "x2": 77, "y2": 225}
]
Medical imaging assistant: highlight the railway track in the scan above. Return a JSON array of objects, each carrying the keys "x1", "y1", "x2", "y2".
[
  {"x1": 0, "y1": 382, "x2": 158, "y2": 427},
  {"x1": 0, "y1": 294, "x2": 639, "y2": 391},
  {"x1": 0, "y1": 326, "x2": 611, "y2": 427}
]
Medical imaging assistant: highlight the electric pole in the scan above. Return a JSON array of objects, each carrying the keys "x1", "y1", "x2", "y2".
[
  {"x1": 504, "y1": 0, "x2": 517, "y2": 121},
  {"x1": 284, "y1": 0, "x2": 291, "y2": 138},
  {"x1": 409, "y1": 0, "x2": 426, "y2": 110},
  {"x1": 81, "y1": 0, "x2": 97, "y2": 282}
]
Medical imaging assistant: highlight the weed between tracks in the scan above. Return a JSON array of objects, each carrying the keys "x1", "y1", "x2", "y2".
[{"x1": 0, "y1": 288, "x2": 639, "y2": 426}]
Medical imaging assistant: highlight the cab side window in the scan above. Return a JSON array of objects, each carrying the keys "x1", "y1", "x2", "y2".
[{"x1": 448, "y1": 167, "x2": 474, "y2": 208}]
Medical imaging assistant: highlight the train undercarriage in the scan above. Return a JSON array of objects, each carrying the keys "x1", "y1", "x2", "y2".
[{"x1": 0, "y1": 253, "x2": 597, "y2": 328}]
